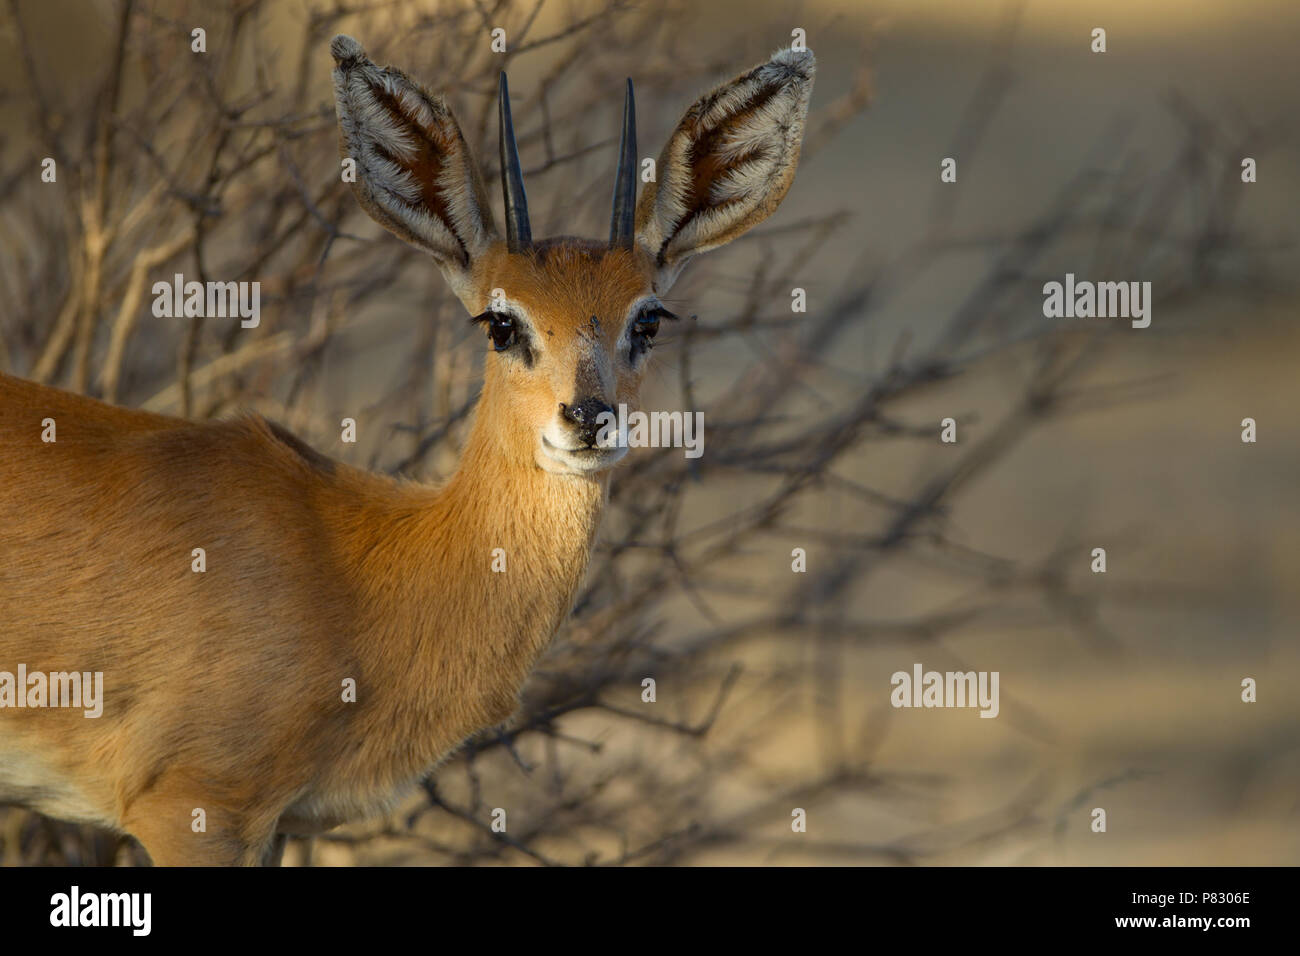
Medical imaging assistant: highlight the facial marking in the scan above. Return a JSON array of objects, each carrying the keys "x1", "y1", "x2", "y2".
[{"x1": 474, "y1": 241, "x2": 657, "y2": 476}]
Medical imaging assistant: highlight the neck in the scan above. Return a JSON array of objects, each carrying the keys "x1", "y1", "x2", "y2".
[{"x1": 340, "y1": 398, "x2": 609, "y2": 769}]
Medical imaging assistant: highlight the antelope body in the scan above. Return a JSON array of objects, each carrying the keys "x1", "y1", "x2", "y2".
[{"x1": 0, "y1": 36, "x2": 814, "y2": 864}]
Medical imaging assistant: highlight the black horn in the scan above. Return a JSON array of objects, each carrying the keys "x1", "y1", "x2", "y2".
[
  {"x1": 609, "y1": 78, "x2": 637, "y2": 248},
  {"x1": 498, "y1": 72, "x2": 531, "y2": 251}
]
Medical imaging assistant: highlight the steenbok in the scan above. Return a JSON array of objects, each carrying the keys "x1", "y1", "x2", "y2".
[{"x1": 0, "y1": 35, "x2": 815, "y2": 865}]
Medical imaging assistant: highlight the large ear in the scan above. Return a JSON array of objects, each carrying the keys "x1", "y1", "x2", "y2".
[
  {"x1": 635, "y1": 48, "x2": 815, "y2": 293},
  {"x1": 330, "y1": 35, "x2": 497, "y2": 300}
]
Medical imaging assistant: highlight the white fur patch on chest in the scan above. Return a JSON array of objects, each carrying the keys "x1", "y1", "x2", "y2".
[
  {"x1": 0, "y1": 747, "x2": 112, "y2": 828},
  {"x1": 279, "y1": 774, "x2": 422, "y2": 835}
]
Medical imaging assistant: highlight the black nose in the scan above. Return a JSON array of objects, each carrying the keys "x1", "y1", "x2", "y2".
[{"x1": 560, "y1": 398, "x2": 614, "y2": 447}]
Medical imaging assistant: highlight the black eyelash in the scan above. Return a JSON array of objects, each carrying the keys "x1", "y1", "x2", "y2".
[
  {"x1": 629, "y1": 305, "x2": 675, "y2": 363},
  {"x1": 471, "y1": 309, "x2": 527, "y2": 356}
]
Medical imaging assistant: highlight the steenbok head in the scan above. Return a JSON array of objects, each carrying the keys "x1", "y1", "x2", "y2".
[{"x1": 330, "y1": 35, "x2": 814, "y2": 476}]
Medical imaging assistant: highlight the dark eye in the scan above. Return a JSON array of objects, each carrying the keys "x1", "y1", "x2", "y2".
[
  {"x1": 633, "y1": 314, "x2": 659, "y2": 341},
  {"x1": 474, "y1": 311, "x2": 517, "y2": 351},
  {"x1": 630, "y1": 306, "x2": 674, "y2": 362}
]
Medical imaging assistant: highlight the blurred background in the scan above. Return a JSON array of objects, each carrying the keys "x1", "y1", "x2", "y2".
[{"x1": 0, "y1": 0, "x2": 1297, "y2": 864}]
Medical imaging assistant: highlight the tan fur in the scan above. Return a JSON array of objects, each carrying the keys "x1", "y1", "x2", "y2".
[{"x1": 0, "y1": 37, "x2": 812, "y2": 865}]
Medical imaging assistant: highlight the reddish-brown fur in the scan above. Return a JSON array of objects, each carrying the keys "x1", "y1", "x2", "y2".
[
  {"x1": 0, "y1": 37, "x2": 812, "y2": 864},
  {"x1": 0, "y1": 246, "x2": 653, "y2": 865}
]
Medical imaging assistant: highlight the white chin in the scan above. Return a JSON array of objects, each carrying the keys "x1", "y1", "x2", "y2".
[{"x1": 537, "y1": 439, "x2": 628, "y2": 475}]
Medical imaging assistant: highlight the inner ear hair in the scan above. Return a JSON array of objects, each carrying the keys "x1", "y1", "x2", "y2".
[
  {"x1": 635, "y1": 47, "x2": 816, "y2": 284},
  {"x1": 330, "y1": 35, "x2": 497, "y2": 276}
]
